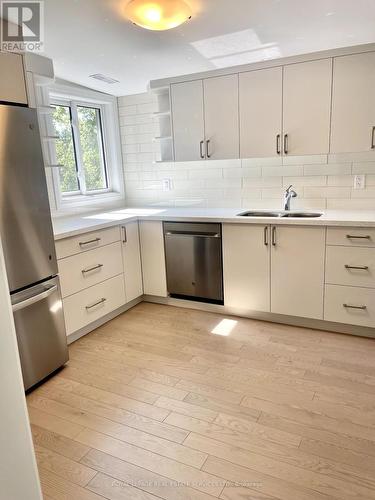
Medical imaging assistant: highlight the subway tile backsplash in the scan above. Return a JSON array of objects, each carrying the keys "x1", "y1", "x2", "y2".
[{"x1": 118, "y1": 92, "x2": 375, "y2": 210}]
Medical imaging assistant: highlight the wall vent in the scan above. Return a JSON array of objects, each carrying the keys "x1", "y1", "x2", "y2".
[{"x1": 89, "y1": 74, "x2": 120, "y2": 84}]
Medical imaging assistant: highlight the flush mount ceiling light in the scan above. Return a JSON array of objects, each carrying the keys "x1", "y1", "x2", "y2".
[{"x1": 125, "y1": 0, "x2": 192, "y2": 31}]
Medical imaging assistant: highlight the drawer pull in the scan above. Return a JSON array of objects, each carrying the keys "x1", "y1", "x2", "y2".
[
  {"x1": 264, "y1": 226, "x2": 269, "y2": 246},
  {"x1": 82, "y1": 264, "x2": 103, "y2": 274},
  {"x1": 272, "y1": 226, "x2": 277, "y2": 246},
  {"x1": 79, "y1": 237, "x2": 101, "y2": 247},
  {"x1": 344, "y1": 265, "x2": 369, "y2": 271},
  {"x1": 86, "y1": 298, "x2": 106, "y2": 310},
  {"x1": 343, "y1": 303, "x2": 367, "y2": 311},
  {"x1": 122, "y1": 226, "x2": 127, "y2": 243},
  {"x1": 346, "y1": 235, "x2": 371, "y2": 240}
]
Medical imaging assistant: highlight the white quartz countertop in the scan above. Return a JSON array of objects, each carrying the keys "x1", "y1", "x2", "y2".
[{"x1": 53, "y1": 207, "x2": 375, "y2": 240}]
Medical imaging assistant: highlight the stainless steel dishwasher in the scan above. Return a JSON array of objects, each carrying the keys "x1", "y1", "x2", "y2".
[{"x1": 163, "y1": 222, "x2": 223, "y2": 304}]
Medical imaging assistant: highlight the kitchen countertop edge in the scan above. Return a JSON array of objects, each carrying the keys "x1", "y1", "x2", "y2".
[{"x1": 53, "y1": 208, "x2": 375, "y2": 240}]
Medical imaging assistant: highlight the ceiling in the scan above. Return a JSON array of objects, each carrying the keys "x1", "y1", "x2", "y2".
[{"x1": 43, "y1": 0, "x2": 375, "y2": 96}]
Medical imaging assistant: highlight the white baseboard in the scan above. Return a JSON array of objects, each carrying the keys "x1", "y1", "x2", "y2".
[
  {"x1": 143, "y1": 295, "x2": 375, "y2": 339},
  {"x1": 66, "y1": 293, "x2": 375, "y2": 344}
]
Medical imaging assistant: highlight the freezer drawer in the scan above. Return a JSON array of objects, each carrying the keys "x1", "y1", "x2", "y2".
[{"x1": 11, "y1": 277, "x2": 68, "y2": 391}]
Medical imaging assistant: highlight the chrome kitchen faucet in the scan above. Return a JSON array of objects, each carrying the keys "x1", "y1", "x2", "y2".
[{"x1": 284, "y1": 185, "x2": 297, "y2": 211}]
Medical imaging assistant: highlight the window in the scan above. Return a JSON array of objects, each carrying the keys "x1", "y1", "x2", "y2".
[{"x1": 52, "y1": 102, "x2": 109, "y2": 196}]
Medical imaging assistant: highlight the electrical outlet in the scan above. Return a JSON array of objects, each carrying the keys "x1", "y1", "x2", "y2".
[
  {"x1": 162, "y1": 178, "x2": 172, "y2": 191},
  {"x1": 354, "y1": 175, "x2": 366, "y2": 189}
]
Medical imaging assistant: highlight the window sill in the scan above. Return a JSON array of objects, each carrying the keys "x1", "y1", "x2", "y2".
[{"x1": 53, "y1": 191, "x2": 125, "y2": 216}]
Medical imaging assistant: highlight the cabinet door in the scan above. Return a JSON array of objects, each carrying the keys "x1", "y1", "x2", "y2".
[
  {"x1": 271, "y1": 226, "x2": 325, "y2": 319},
  {"x1": 171, "y1": 80, "x2": 205, "y2": 161},
  {"x1": 223, "y1": 224, "x2": 270, "y2": 312},
  {"x1": 204, "y1": 74, "x2": 239, "y2": 160},
  {"x1": 121, "y1": 222, "x2": 143, "y2": 303},
  {"x1": 283, "y1": 59, "x2": 332, "y2": 155},
  {"x1": 331, "y1": 52, "x2": 375, "y2": 153},
  {"x1": 240, "y1": 67, "x2": 282, "y2": 158},
  {"x1": 0, "y1": 52, "x2": 27, "y2": 104},
  {"x1": 139, "y1": 221, "x2": 167, "y2": 297}
]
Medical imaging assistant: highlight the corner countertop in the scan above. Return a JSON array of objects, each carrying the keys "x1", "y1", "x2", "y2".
[{"x1": 53, "y1": 207, "x2": 375, "y2": 240}]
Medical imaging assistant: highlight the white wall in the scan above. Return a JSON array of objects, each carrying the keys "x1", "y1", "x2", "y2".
[
  {"x1": 0, "y1": 239, "x2": 42, "y2": 500},
  {"x1": 118, "y1": 91, "x2": 375, "y2": 210}
]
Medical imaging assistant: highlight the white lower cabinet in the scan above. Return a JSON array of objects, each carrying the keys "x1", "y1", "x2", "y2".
[
  {"x1": 223, "y1": 224, "x2": 326, "y2": 320},
  {"x1": 55, "y1": 226, "x2": 120, "y2": 260},
  {"x1": 57, "y1": 223, "x2": 144, "y2": 338},
  {"x1": 325, "y1": 246, "x2": 375, "y2": 288},
  {"x1": 324, "y1": 226, "x2": 375, "y2": 328},
  {"x1": 271, "y1": 226, "x2": 325, "y2": 319},
  {"x1": 121, "y1": 221, "x2": 143, "y2": 302},
  {"x1": 325, "y1": 285, "x2": 375, "y2": 328},
  {"x1": 63, "y1": 274, "x2": 126, "y2": 335},
  {"x1": 58, "y1": 241, "x2": 123, "y2": 298},
  {"x1": 223, "y1": 224, "x2": 270, "y2": 312},
  {"x1": 139, "y1": 221, "x2": 167, "y2": 297}
]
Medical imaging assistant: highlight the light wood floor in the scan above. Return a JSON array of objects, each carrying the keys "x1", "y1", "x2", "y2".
[{"x1": 26, "y1": 302, "x2": 375, "y2": 500}]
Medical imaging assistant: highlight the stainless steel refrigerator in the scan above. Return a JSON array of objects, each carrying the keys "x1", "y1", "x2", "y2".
[{"x1": 0, "y1": 104, "x2": 68, "y2": 391}]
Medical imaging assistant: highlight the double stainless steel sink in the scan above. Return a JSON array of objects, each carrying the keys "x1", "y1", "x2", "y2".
[{"x1": 237, "y1": 210, "x2": 323, "y2": 218}]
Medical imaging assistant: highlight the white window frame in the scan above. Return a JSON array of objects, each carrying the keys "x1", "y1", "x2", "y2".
[{"x1": 46, "y1": 81, "x2": 124, "y2": 213}]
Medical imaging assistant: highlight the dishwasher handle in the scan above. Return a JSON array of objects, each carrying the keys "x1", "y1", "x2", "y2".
[{"x1": 165, "y1": 231, "x2": 221, "y2": 238}]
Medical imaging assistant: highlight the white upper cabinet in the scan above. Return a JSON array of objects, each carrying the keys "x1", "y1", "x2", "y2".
[
  {"x1": 203, "y1": 74, "x2": 239, "y2": 160},
  {"x1": 331, "y1": 52, "x2": 375, "y2": 154},
  {"x1": 239, "y1": 67, "x2": 282, "y2": 158},
  {"x1": 171, "y1": 80, "x2": 205, "y2": 161},
  {"x1": 0, "y1": 52, "x2": 27, "y2": 105},
  {"x1": 121, "y1": 221, "x2": 143, "y2": 303},
  {"x1": 271, "y1": 225, "x2": 325, "y2": 319},
  {"x1": 171, "y1": 74, "x2": 239, "y2": 161},
  {"x1": 282, "y1": 59, "x2": 332, "y2": 156},
  {"x1": 168, "y1": 48, "x2": 375, "y2": 160},
  {"x1": 223, "y1": 224, "x2": 270, "y2": 312}
]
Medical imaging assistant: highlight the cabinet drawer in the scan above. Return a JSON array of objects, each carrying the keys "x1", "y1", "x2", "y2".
[
  {"x1": 327, "y1": 227, "x2": 375, "y2": 247},
  {"x1": 55, "y1": 226, "x2": 120, "y2": 259},
  {"x1": 324, "y1": 284, "x2": 375, "y2": 328},
  {"x1": 326, "y1": 246, "x2": 375, "y2": 288},
  {"x1": 58, "y1": 242, "x2": 123, "y2": 298},
  {"x1": 63, "y1": 274, "x2": 126, "y2": 335}
]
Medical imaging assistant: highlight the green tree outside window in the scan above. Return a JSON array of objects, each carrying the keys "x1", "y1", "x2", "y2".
[{"x1": 52, "y1": 104, "x2": 108, "y2": 195}]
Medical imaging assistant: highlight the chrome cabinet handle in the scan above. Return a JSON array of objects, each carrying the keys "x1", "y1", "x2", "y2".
[
  {"x1": 264, "y1": 226, "x2": 269, "y2": 246},
  {"x1": 79, "y1": 237, "x2": 101, "y2": 247},
  {"x1": 206, "y1": 139, "x2": 211, "y2": 158},
  {"x1": 284, "y1": 134, "x2": 288, "y2": 155},
  {"x1": 82, "y1": 264, "x2": 103, "y2": 274},
  {"x1": 122, "y1": 226, "x2": 127, "y2": 243},
  {"x1": 199, "y1": 140, "x2": 205, "y2": 159},
  {"x1": 343, "y1": 303, "x2": 367, "y2": 311},
  {"x1": 86, "y1": 298, "x2": 106, "y2": 310},
  {"x1": 276, "y1": 134, "x2": 281, "y2": 155},
  {"x1": 371, "y1": 126, "x2": 375, "y2": 149},
  {"x1": 346, "y1": 235, "x2": 371, "y2": 240},
  {"x1": 272, "y1": 226, "x2": 277, "y2": 246},
  {"x1": 344, "y1": 265, "x2": 369, "y2": 270}
]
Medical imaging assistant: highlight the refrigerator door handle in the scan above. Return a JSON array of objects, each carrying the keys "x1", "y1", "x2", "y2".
[{"x1": 12, "y1": 284, "x2": 58, "y2": 313}]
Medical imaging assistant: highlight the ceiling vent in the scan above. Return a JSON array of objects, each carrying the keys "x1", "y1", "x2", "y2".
[{"x1": 89, "y1": 74, "x2": 120, "y2": 84}]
